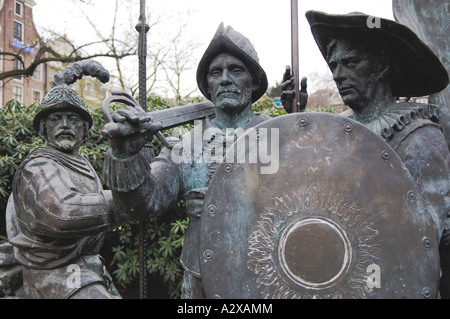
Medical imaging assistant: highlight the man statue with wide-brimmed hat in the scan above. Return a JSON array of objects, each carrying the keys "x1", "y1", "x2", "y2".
[
  {"x1": 283, "y1": 11, "x2": 450, "y2": 296},
  {"x1": 2, "y1": 60, "x2": 126, "y2": 299},
  {"x1": 102, "y1": 23, "x2": 271, "y2": 298}
]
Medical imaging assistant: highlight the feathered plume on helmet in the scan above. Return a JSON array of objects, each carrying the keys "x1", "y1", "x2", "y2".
[{"x1": 33, "y1": 60, "x2": 110, "y2": 131}]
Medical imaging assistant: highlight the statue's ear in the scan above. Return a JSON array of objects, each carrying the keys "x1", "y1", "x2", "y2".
[
  {"x1": 378, "y1": 64, "x2": 391, "y2": 81},
  {"x1": 38, "y1": 120, "x2": 48, "y2": 142},
  {"x1": 252, "y1": 75, "x2": 261, "y2": 95},
  {"x1": 82, "y1": 121, "x2": 90, "y2": 145}
]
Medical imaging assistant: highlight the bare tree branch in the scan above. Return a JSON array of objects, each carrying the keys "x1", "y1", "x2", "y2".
[
  {"x1": 0, "y1": 1, "x2": 203, "y2": 100},
  {"x1": 0, "y1": 0, "x2": 137, "y2": 85},
  {"x1": 0, "y1": 44, "x2": 134, "y2": 81}
]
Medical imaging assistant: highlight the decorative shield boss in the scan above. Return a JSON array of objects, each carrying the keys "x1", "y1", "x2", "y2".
[{"x1": 200, "y1": 112, "x2": 439, "y2": 299}]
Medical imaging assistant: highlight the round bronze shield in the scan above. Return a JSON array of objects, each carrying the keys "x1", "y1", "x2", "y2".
[{"x1": 199, "y1": 112, "x2": 439, "y2": 299}]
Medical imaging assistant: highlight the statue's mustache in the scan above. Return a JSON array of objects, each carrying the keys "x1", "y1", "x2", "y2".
[{"x1": 217, "y1": 87, "x2": 241, "y2": 96}]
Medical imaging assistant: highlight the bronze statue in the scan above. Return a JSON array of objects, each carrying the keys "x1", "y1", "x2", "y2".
[
  {"x1": 392, "y1": 0, "x2": 450, "y2": 298},
  {"x1": 393, "y1": 0, "x2": 450, "y2": 151},
  {"x1": 1, "y1": 60, "x2": 126, "y2": 299},
  {"x1": 195, "y1": 12, "x2": 441, "y2": 298},
  {"x1": 102, "y1": 23, "x2": 272, "y2": 299},
  {"x1": 283, "y1": 11, "x2": 450, "y2": 296}
]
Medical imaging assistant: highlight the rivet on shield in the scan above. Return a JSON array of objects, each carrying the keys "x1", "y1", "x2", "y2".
[
  {"x1": 207, "y1": 205, "x2": 217, "y2": 216},
  {"x1": 422, "y1": 287, "x2": 432, "y2": 298},
  {"x1": 298, "y1": 117, "x2": 308, "y2": 127},
  {"x1": 407, "y1": 191, "x2": 416, "y2": 202},
  {"x1": 422, "y1": 237, "x2": 432, "y2": 249},
  {"x1": 224, "y1": 164, "x2": 233, "y2": 173},
  {"x1": 381, "y1": 150, "x2": 390, "y2": 160},
  {"x1": 343, "y1": 123, "x2": 353, "y2": 132},
  {"x1": 203, "y1": 250, "x2": 213, "y2": 261}
]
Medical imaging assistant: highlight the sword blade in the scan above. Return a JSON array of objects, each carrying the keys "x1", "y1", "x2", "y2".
[
  {"x1": 101, "y1": 93, "x2": 216, "y2": 138},
  {"x1": 149, "y1": 101, "x2": 215, "y2": 130}
]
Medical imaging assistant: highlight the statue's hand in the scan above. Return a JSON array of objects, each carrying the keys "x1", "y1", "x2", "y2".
[
  {"x1": 299, "y1": 77, "x2": 308, "y2": 112},
  {"x1": 102, "y1": 106, "x2": 163, "y2": 158},
  {"x1": 280, "y1": 66, "x2": 295, "y2": 113},
  {"x1": 280, "y1": 66, "x2": 308, "y2": 113}
]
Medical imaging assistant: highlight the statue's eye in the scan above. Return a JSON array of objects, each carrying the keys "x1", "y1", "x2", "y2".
[
  {"x1": 231, "y1": 68, "x2": 244, "y2": 76},
  {"x1": 342, "y1": 57, "x2": 360, "y2": 68},
  {"x1": 209, "y1": 68, "x2": 222, "y2": 77},
  {"x1": 48, "y1": 114, "x2": 61, "y2": 122},
  {"x1": 69, "y1": 115, "x2": 81, "y2": 124}
]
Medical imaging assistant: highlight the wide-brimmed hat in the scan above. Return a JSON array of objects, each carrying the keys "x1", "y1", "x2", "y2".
[
  {"x1": 196, "y1": 23, "x2": 268, "y2": 103},
  {"x1": 33, "y1": 85, "x2": 93, "y2": 130},
  {"x1": 306, "y1": 10, "x2": 449, "y2": 98}
]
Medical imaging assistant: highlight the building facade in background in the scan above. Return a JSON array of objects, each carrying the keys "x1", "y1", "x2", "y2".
[
  {"x1": 0, "y1": 0, "x2": 108, "y2": 108},
  {"x1": 0, "y1": 0, "x2": 47, "y2": 106}
]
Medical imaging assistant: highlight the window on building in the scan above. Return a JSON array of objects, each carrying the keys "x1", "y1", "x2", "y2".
[
  {"x1": 12, "y1": 85, "x2": 23, "y2": 104},
  {"x1": 15, "y1": 1, "x2": 22, "y2": 16},
  {"x1": 32, "y1": 64, "x2": 42, "y2": 81},
  {"x1": 14, "y1": 21, "x2": 23, "y2": 43},
  {"x1": 13, "y1": 56, "x2": 23, "y2": 80},
  {"x1": 32, "y1": 90, "x2": 42, "y2": 103}
]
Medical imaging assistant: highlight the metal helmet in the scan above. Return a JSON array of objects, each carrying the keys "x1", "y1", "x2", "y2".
[
  {"x1": 33, "y1": 60, "x2": 110, "y2": 131},
  {"x1": 196, "y1": 23, "x2": 268, "y2": 103}
]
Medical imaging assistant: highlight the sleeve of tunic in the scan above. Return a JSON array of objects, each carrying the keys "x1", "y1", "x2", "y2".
[
  {"x1": 14, "y1": 157, "x2": 111, "y2": 238},
  {"x1": 103, "y1": 144, "x2": 184, "y2": 221}
]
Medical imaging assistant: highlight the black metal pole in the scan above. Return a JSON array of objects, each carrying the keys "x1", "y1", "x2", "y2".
[
  {"x1": 290, "y1": 0, "x2": 300, "y2": 113},
  {"x1": 137, "y1": 0, "x2": 149, "y2": 111},
  {"x1": 136, "y1": 0, "x2": 149, "y2": 300}
]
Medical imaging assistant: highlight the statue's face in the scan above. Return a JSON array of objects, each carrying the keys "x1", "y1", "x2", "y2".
[
  {"x1": 207, "y1": 53, "x2": 254, "y2": 113},
  {"x1": 44, "y1": 111, "x2": 86, "y2": 154},
  {"x1": 327, "y1": 40, "x2": 381, "y2": 111}
]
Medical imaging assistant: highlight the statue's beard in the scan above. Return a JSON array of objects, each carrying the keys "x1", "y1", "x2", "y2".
[
  {"x1": 214, "y1": 87, "x2": 252, "y2": 113},
  {"x1": 47, "y1": 133, "x2": 86, "y2": 154}
]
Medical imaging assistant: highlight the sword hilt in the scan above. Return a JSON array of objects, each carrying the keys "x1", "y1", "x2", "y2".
[{"x1": 101, "y1": 91, "x2": 171, "y2": 148}]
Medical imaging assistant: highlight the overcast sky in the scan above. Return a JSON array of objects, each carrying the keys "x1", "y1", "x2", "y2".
[{"x1": 33, "y1": 0, "x2": 395, "y2": 95}]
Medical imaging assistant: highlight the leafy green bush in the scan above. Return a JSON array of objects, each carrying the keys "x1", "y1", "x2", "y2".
[
  {"x1": 253, "y1": 95, "x2": 287, "y2": 117},
  {"x1": 0, "y1": 100, "x2": 44, "y2": 242},
  {"x1": 308, "y1": 105, "x2": 338, "y2": 113}
]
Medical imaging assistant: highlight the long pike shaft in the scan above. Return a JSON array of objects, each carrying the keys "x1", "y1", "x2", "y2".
[
  {"x1": 291, "y1": 0, "x2": 300, "y2": 113},
  {"x1": 137, "y1": 0, "x2": 148, "y2": 300}
]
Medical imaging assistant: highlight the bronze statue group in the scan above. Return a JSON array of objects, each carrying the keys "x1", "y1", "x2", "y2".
[{"x1": 0, "y1": 9, "x2": 449, "y2": 299}]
